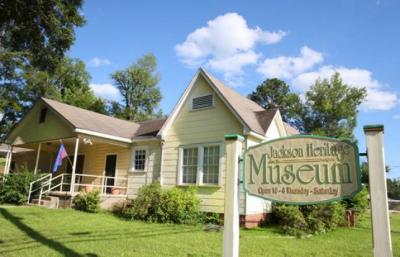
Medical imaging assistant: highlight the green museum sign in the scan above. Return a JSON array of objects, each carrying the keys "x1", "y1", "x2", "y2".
[{"x1": 243, "y1": 135, "x2": 362, "y2": 204}]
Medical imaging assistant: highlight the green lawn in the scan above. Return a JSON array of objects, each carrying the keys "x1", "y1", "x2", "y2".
[{"x1": 0, "y1": 206, "x2": 399, "y2": 257}]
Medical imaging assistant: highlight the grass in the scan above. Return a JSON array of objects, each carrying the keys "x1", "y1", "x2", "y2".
[{"x1": 0, "y1": 206, "x2": 399, "y2": 257}]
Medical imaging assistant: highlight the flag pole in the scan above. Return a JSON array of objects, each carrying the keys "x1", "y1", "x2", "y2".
[{"x1": 59, "y1": 139, "x2": 73, "y2": 166}]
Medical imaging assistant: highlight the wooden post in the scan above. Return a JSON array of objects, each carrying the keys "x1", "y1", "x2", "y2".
[
  {"x1": 364, "y1": 125, "x2": 392, "y2": 257},
  {"x1": 34, "y1": 143, "x2": 42, "y2": 174},
  {"x1": 223, "y1": 134, "x2": 244, "y2": 257},
  {"x1": 70, "y1": 138, "x2": 80, "y2": 194},
  {"x1": 4, "y1": 150, "x2": 10, "y2": 175},
  {"x1": 4, "y1": 146, "x2": 13, "y2": 174}
]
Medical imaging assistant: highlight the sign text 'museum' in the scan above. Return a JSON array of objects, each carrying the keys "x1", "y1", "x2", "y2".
[{"x1": 243, "y1": 136, "x2": 361, "y2": 204}]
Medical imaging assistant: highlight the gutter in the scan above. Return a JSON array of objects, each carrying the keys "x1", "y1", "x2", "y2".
[
  {"x1": 245, "y1": 131, "x2": 267, "y2": 141},
  {"x1": 74, "y1": 128, "x2": 133, "y2": 143}
]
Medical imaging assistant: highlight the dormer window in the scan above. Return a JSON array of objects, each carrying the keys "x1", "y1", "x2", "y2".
[
  {"x1": 192, "y1": 94, "x2": 214, "y2": 110},
  {"x1": 39, "y1": 108, "x2": 47, "y2": 123}
]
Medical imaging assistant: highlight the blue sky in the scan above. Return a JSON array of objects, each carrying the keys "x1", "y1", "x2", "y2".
[{"x1": 69, "y1": 0, "x2": 400, "y2": 177}]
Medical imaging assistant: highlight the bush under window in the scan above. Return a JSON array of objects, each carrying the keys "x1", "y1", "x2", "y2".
[
  {"x1": 122, "y1": 183, "x2": 202, "y2": 224},
  {"x1": 73, "y1": 191, "x2": 101, "y2": 213}
]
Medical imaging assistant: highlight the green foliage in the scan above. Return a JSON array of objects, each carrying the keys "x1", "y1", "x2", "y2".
[
  {"x1": 22, "y1": 57, "x2": 108, "y2": 114},
  {"x1": 111, "y1": 54, "x2": 162, "y2": 121},
  {"x1": 0, "y1": 0, "x2": 86, "y2": 137},
  {"x1": 342, "y1": 186, "x2": 369, "y2": 214},
  {"x1": 202, "y1": 212, "x2": 222, "y2": 225},
  {"x1": 157, "y1": 187, "x2": 202, "y2": 224},
  {"x1": 249, "y1": 73, "x2": 367, "y2": 138},
  {"x1": 122, "y1": 183, "x2": 202, "y2": 224},
  {"x1": 0, "y1": 0, "x2": 85, "y2": 72},
  {"x1": 273, "y1": 203, "x2": 346, "y2": 237},
  {"x1": 248, "y1": 78, "x2": 303, "y2": 128},
  {"x1": 387, "y1": 178, "x2": 400, "y2": 200},
  {"x1": 73, "y1": 191, "x2": 101, "y2": 213},
  {"x1": 302, "y1": 73, "x2": 367, "y2": 140},
  {"x1": 274, "y1": 205, "x2": 308, "y2": 238},
  {"x1": 0, "y1": 171, "x2": 42, "y2": 205}
]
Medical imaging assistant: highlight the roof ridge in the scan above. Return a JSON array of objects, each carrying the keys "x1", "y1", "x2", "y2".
[
  {"x1": 200, "y1": 69, "x2": 264, "y2": 111},
  {"x1": 137, "y1": 117, "x2": 168, "y2": 124}
]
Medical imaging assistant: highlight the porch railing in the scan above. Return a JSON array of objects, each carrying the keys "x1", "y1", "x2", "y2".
[{"x1": 28, "y1": 173, "x2": 128, "y2": 205}]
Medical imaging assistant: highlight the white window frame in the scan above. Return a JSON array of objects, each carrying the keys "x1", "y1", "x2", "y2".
[
  {"x1": 190, "y1": 94, "x2": 215, "y2": 111},
  {"x1": 178, "y1": 142, "x2": 223, "y2": 186},
  {"x1": 131, "y1": 146, "x2": 149, "y2": 172}
]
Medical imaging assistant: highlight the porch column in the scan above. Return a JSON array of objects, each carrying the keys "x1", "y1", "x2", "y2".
[
  {"x1": 4, "y1": 150, "x2": 10, "y2": 175},
  {"x1": 70, "y1": 138, "x2": 80, "y2": 194},
  {"x1": 33, "y1": 143, "x2": 42, "y2": 174},
  {"x1": 4, "y1": 146, "x2": 13, "y2": 175}
]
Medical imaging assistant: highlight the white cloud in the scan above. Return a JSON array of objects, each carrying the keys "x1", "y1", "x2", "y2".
[
  {"x1": 90, "y1": 83, "x2": 120, "y2": 101},
  {"x1": 257, "y1": 46, "x2": 323, "y2": 79},
  {"x1": 175, "y1": 12, "x2": 286, "y2": 84},
  {"x1": 292, "y1": 66, "x2": 398, "y2": 111},
  {"x1": 207, "y1": 50, "x2": 260, "y2": 86},
  {"x1": 88, "y1": 57, "x2": 111, "y2": 67}
]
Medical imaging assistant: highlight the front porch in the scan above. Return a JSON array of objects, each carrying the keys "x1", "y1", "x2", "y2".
[{"x1": 5, "y1": 136, "x2": 132, "y2": 204}]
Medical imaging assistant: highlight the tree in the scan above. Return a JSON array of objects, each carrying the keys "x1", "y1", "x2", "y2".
[
  {"x1": 387, "y1": 178, "x2": 400, "y2": 200},
  {"x1": 0, "y1": 0, "x2": 85, "y2": 73},
  {"x1": 0, "y1": 57, "x2": 107, "y2": 138},
  {"x1": 0, "y1": 0, "x2": 85, "y2": 138},
  {"x1": 302, "y1": 73, "x2": 367, "y2": 139},
  {"x1": 111, "y1": 54, "x2": 162, "y2": 121},
  {"x1": 248, "y1": 78, "x2": 303, "y2": 128},
  {"x1": 23, "y1": 57, "x2": 108, "y2": 113}
]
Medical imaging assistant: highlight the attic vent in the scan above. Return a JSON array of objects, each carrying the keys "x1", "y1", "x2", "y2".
[{"x1": 192, "y1": 95, "x2": 213, "y2": 110}]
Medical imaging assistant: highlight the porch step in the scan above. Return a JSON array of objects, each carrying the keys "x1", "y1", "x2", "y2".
[
  {"x1": 47, "y1": 191, "x2": 71, "y2": 197},
  {"x1": 31, "y1": 196, "x2": 59, "y2": 208}
]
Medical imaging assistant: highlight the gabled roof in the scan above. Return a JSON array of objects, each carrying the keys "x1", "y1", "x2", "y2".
[
  {"x1": 203, "y1": 69, "x2": 279, "y2": 136},
  {"x1": 283, "y1": 122, "x2": 300, "y2": 135},
  {"x1": 159, "y1": 68, "x2": 281, "y2": 137},
  {"x1": 39, "y1": 98, "x2": 165, "y2": 142}
]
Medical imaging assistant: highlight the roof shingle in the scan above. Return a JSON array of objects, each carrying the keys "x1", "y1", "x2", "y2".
[
  {"x1": 202, "y1": 69, "x2": 276, "y2": 136},
  {"x1": 42, "y1": 98, "x2": 165, "y2": 141}
]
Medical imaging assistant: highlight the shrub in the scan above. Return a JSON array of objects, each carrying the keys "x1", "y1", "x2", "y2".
[
  {"x1": 273, "y1": 202, "x2": 346, "y2": 237},
  {"x1": 342, "y1": 185, "x2": 369, "y2": 215},
  {"x1": 122, "y1": 183, "x2": 202, "y2": 224},
  {"x1": 0, "y1": 171, "x2": 42, "y2": 205},
  {"x1": 122, "y1": 182, "x2": 162, "y2": 221},
  {"x1": 73, "y1": 191, "x2": 101, "y2": 213},
  {"x1": 274, "y1": 205, "x2": 308, "y2": 237},
  {"x1": 304, "y1": 203, "x2": 346, "y2": 233},
  {"x1": 202, "y1": 212, "x2": 222, "y2": 225}
]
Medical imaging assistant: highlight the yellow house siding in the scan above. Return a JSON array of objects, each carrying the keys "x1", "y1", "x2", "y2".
[
  {"x1": 8, "y1": 102, "x2": 74, "y2": 145},
  {"x1": 127, "y1": 141, "x2": 161, "y2": 197},
  {"x1": 162, "y1": 75, "x2": 244, "y2": 213}
]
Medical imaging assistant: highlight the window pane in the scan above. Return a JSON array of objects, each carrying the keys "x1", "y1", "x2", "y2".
[
  {"x1": 203, "y1": 145, "x2": 220, "y2": 184},
  {"x1": 134, "y1": 149, "x2": 146, "y2": 170},
  {"x1": 182, "y1": 147, "x2": 198, "y2": 184}
]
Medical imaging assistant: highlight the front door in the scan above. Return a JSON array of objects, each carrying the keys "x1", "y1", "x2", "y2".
[{"x1": 104, "y1": 154, "x2": 117, "y2": 194}]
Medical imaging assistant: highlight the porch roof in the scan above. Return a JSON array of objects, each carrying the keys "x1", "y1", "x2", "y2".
[{"x1": 41, "y1": 98, "x2": 166, "y2": 142}]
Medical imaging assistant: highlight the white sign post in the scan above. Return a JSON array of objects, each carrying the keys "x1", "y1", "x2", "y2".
[
  {"x1": 222, "y1": 134, "x2": 244, "y2": 257},
  {"x1": 364, "y1": 125, "x2": 392, "y2": 257}
]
